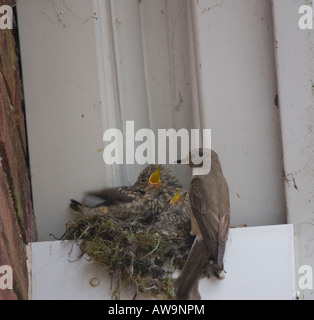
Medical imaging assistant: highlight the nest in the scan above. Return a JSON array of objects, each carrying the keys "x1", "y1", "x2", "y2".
[{"x1": 62, "y1": 214, "x2": 195, "y2": 299}]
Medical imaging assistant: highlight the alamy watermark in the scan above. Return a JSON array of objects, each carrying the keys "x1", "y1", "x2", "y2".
[
  {"x1": 103, "y1": 121, "x2": 212, "y2": 175},
  {"x1": 299, "y1": 3, "x2": 314, "y2": 30},
  {"x1": 0, "y1": 5, "x2": 13, "y2": 30},
  {"x1": 0, "y1": 265, "x2": 13, "y2": 290},
  {"x1": 298, "y1": 265, "x2": 313, "y2": 290}
]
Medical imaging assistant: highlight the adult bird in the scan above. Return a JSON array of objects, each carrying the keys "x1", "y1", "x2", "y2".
[{"x1": 175, "y1": 148, "x2": 230, "y2": 300}]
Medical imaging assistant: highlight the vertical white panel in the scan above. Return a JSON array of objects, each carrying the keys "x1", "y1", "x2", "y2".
[
  {"x1": 272, "y1": 0, "x2": 314, "y2": 300},
  {"x1": 140, "y1": 0, "x2": 194, "y2": 130},
  {"x1": 139, "y1": 0, "x2": 194, "y2": 186},
  {"x1": 108, "y1": 0, "x2": 154, "y2": 185},
  {"x1": 96, "y1": 0, "x2": 195, "y2": 185},
  {"x1": 17, "y1": 0, "x2": 112, "y2": 240},
  {"x1": 190, "y1": 0, "x2": 286, "y2": 227},
  {"x1": 92, "y1": 0, "x2": 125, "y2": 187}
]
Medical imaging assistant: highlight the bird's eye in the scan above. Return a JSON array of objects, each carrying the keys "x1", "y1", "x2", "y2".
[{"x1": 142, "y1": 178, "x2": 147, "y2": 183}]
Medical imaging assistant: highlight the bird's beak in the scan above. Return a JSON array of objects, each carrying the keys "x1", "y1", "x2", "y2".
[
  {"x1": 149, "y1": 165, "x2": 164, "y2": 187},
  {"x1": 170, "y1": 190, "x2": 187, "y2": 204},
  {"x1": 178, "y1": 192, "x2": 187, "y2": 204},
  {"x1": 170, "y1": 189, "x2": 181, "y2": 204}
]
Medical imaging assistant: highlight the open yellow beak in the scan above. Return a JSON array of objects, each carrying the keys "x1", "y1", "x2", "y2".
[
  {"x1": 170, "y1": 189, "x2": 181, "y2": 204},
  {"x1": 170, "y1": 190, "x2": 187, "y2": 205},
  {"x1": 149, "y1": 165, "x2": 164, "y2": 186}
]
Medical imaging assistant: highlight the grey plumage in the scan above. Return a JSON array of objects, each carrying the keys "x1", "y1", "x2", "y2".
[
  {"x1": 175, "y1": 149, "x2": 230, "y2": 300},
  {"x1": 70, "y1": 192, "x2": 162, "y2": 222},
  {"x1": 70, "y1": 165, "x2": 183, "y2": 222},
  {"x1": 133, "y1": 164, "x2": 183, "y2": 205},
  {"x1": 151, "y1": 189, "x2": 191, "y2": 237}
]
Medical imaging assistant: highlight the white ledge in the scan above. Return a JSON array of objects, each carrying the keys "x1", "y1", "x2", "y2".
[{"x1": 28, "y1": 224, "x2": 295, "y2": 300}]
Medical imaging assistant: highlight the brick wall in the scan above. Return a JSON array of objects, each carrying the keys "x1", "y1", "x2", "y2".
[{"x1": 0, "y1": 0, "x2": 36, "y2": 300}]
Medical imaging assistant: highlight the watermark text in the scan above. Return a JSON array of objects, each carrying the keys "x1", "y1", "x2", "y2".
[
  {"x1": 0, "y1": 5, "x2": 13, "y2": 30},
  {"x1": 0, "y1": 265, "x2": 13, "y2": 290},
  {"x1": 298, "y1": 265, "x2": 313, "y2": 290},
  {"x1": 299, "y1": 4, "x2": 314, "y2": 30},
  {"x1": 103, "y1": 121, "x2": 212, "y2": 175}
]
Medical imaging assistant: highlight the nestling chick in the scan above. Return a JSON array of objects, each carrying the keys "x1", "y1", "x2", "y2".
[{"x1": 151, "y1": 189, "x2": 191, "y2": 237}]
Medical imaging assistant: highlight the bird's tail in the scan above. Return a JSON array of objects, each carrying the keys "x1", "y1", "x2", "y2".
[
  {"x1": 70, "y1": 199, "x2": 86, "y2": 211},
  {"x1": 70, "y1": 199, "x2": 94, "y2": 216},
  {"x1": 174, "y1": 239, "x2": 211, "y2": 300},
  {"x1": 70, "y1": 199, "x2": 83, "y2": 212}
]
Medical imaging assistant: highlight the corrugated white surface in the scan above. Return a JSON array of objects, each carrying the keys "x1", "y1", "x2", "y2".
[
  {"x1": 30, "y1": 225, "x2": 295, "y2": 300},
  {"x1": 190, "y1": 0, "x2": 286, "y2": 227},
  {"x1": 17, "y1": 0, "x2": 286, "y2": 240},
  {"x1": 272, "y1": 0, "x2": 314, "y2": 300},
  {"x1": 17, "y1": 0, "x2": 109, "y2": 240}
]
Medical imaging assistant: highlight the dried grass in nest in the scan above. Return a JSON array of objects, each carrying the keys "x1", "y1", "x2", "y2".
[{"x1": 62, "y1": 214, "x2": 194, "y2": 299}]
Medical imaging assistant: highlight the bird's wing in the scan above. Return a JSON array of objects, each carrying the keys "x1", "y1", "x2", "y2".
[
  {"x1": 217, "y1": 210, "x2": 230, "y2": 269},
  {"x1": 189, "y1": 176, "x2": 219, "y2": 252},
  {"x1": 86, "y1": 187, "x2": 137, "y2": 206}
]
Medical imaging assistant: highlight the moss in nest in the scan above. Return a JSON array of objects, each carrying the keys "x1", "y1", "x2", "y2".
[{"x1": 62, "y1": 214, "x2": 195, "y2": 299}]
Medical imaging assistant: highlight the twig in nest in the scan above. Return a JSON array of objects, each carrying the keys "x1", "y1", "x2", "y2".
[
  {"x1": 139, "y1": 238, "x2": 161, "y2": 261},
  {"x1": 67, "y1": 240, "x2": 85, "y2": 262},
  {"x1": 77, "y1": 225, "x2": 92, "y2": 241},
  {"x1": 128, "y1": 251, "x2": 135, "y2": 277}
]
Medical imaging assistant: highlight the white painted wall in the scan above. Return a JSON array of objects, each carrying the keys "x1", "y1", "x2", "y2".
[
  {"x1": 272, "y1": 0, "x2": 314, "y2": 300},
  {"x1": 17, "y1": 0, "x2": 286, "y2": 241},
  {"x1": 190, "y1": 0, "x2": 286, "y2": 227},
  {"x1": 17, "y1": 0, "x2": 110, "y2": 241}
]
